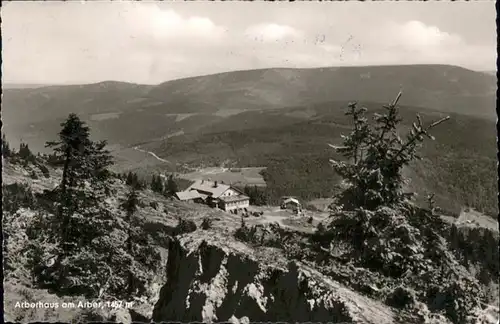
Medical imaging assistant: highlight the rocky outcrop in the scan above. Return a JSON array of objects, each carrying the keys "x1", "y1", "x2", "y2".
[{"x1": 152, "y1": 230, "x2": 396, "y2": 323}]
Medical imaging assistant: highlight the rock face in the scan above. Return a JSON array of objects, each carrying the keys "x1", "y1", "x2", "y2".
[{"x1": 152, "y1": 230, "x2": 396, "y2": 323}]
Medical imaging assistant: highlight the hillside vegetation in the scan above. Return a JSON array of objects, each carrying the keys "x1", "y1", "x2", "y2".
[
  {"x1": 3, "y1": 106, "x2": 498, "y2": 324},
  {"x1": 150, "y1": 100, "x2": 497, "y2": 217},
  {"x1": 2, "y1": 131, "x2": 221, "y2": 322},
  {"x1": 4, "y1": 65, "x2": 494, "y2": 218}
]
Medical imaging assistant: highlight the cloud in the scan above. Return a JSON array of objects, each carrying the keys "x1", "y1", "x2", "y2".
[
  {"x1": 337, "y1": 20, "x2": 494, "y2": 70},
  {"x1": 122, "y1": 4, "x2": 226, "y2": 42},
  {"x1": 1, "y1": 3, "x2": 495, "y2": 85},
  {"x1": 244, "y1": 23, "x2": 303, "y2": 42},
  {"x1": 390, "y1": 20, "x2": 463, "y2": 50},
  {"x1": 2, "y1": 2, "x2": 227, "y2": 84}
]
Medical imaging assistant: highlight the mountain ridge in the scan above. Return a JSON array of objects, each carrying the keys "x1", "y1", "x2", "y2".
[{"x1": 3, "y1": 64, "x2": 495, "y2": 152}]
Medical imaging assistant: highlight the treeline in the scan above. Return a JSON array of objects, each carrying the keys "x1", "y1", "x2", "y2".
[
  {"x1": 156, "y1": 106, "x2": 498, "y2": 217},
  {"x1": 241, "y1": 185, "x2": 268, "y2": 206},
  {"x1": 149, "y1": 173, "x2": 178, "y2": 196},
  {"x1": 2, "y1": 134, "x2": 37, "y2": 163},
  {"x1": 121, "y1": 171, "x2": 190, "y2": 198}
]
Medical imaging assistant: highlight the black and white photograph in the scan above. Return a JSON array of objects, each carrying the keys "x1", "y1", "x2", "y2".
[{"x1": 2, "y1": 1, "x2": 498, "y2": 323}]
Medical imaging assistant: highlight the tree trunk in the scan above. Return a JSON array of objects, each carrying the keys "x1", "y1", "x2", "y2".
[
  {"x1": 126, "y1": 212, "x2": 134, "y2": 297},
  {"x1": 56, "y1": 147, "x2": 73, "y2": 285}
]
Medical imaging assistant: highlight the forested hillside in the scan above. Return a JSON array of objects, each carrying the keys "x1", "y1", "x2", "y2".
[
  {"x1": 149, "y1": 101, "x2": 497, "y2": 217},
  {"x1": 3, "y1": 107, "x2": 497, "y2": 324}
]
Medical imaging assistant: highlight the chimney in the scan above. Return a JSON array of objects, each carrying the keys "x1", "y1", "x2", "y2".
[
  {"x1": 201, "y1": 179, "x2": 204, "y2": 184},
  {"x1": 214, "y1": 181, "x2": 218, "y2": 188}
]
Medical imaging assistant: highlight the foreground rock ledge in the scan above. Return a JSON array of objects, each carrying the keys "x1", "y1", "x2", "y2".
[{"x1": 152, "y1": 230, "x2": 395, "y2": 323}]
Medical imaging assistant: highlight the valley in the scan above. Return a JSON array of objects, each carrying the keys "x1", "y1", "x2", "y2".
[
  {"x1": 4, "y1": 1, "x2": 498, "y2": 322},
  {"x1": 3, "y1": 65, "x2": 497, "y2": 217},
  {"x1": 177, "y1": 167, "x2": 267, "y2": 187},
  {"x1": 2, "y1": 63, "x2": 498, "y2": 324}
]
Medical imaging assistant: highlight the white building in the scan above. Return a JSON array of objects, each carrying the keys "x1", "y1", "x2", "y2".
[
  {"x1": 186, "y1": 180, "x2": 250, "y2": 212},
  {"x1": 281, "y1": 197, "x2": 301, "y2": 210}
]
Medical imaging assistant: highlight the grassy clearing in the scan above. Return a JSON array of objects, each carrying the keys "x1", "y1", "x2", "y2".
[{"x1": 178, "y1": 167, "x2": 267, "y2": 187}]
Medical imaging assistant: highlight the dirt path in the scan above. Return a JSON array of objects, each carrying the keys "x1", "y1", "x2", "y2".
[
  {"x1": 243, "y1": 206, "x2": 329, "y2": 232},
  {"x1": 133, "y1": 147, "x2": 170, "y2": 164}
]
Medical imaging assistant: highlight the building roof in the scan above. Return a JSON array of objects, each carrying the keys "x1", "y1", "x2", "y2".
[
  {"x1": 187, "y1": 180, "x2": 235, "y2": 198},
  {"x1": 175, "y1": 190, "x2": 202, "y2": 201},
  {"x1": 282, "y1": 197, "x2": 301, "y2": 205},
  {"x1": 219, "y1": 194, "x2": 250, "y2": 203}
]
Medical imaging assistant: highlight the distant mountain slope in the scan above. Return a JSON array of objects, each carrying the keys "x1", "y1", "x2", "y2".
[
  {"x1": 148, "y1": 64, "x2": 496, "y2": 118},
  {"x1": 2, "y1": 64, "x2": 495, "y2": 155},
  {"x1": 3, "y1": 83, "x2": 57, "y2": 89},
  {"x1": 2, "y1": 81, "x2": 153, "y2": 126},
  {"x1": 3, "y1": 64, "x2": 496, "y2": 123}
]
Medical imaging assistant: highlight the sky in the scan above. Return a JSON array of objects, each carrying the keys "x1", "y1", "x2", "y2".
[{"x1": 2, "y1": 1, "x2": 497, "y2": 85}]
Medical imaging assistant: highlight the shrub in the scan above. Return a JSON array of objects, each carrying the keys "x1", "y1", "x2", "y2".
[
  {"x1": 2, "y1": 183, "x2": 37, "y2": 213},
  {"x1": 234, "y1": 222, "x2": 285, "y2": 248},
  {"x1": 173, "y1": 218, "x2": 197, "y2": 236},
  {"x1": 149, "y1": 201, "x2": 159, "y2": 210},
  {"x1": 234, "y1": 217, "x2": 249, "y2": 241},
  {"x1": 425, "y1": 270, "x2": 486, "y2": 324},
  {"x1": 386, "y1": 286, "x2": 416, "y2": 309},
  {"x1": 29, "y1": 170, "x2": 39, "y2": 180},
  {"x1": 201, "y1": 217, "x2": 213, "y2": 230},
  {"x1": 316, "y1": 222, "x2": 326, "y2": 234}
]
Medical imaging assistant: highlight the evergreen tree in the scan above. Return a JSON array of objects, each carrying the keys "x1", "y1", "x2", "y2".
[
  {"x1": 329, "y1": 92, "x2": 449, "y2": 211},
  {"x1": 2, "y1": 134, "x2": 12, "y2": 158},
  {"x1": 150, "y1": 175, "x2": 157, "y2": 192},
  {"x1": 126, "y1": 172, "x2": 134, "y2": 186},
  {"x1": 19, "y1": 142, "x2": 35, "y2": 162},
  {"x1": 120, "y1": 188, "x2": 139, "y2": 297},
  {"x1": 133, "y1": 173, "x2": 142, "y2": 190},
  {"x1": 151, "y1": 174, "x2": 164, "y2": 193},
  {"x1": 166, "y1": 174, "x2": 179, "y2": 196},
  {"x1": 44, "y1": 113, "x2": 115, "y2": 288},
  {"x1": 244, "y1": 185, "x2": 267, "y2": 206},
  {"x1": 126, "y1": 172, "x2": 143, "y2": 190}
]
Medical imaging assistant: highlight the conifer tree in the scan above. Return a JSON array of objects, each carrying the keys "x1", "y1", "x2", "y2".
[
  {"x1": 150, "y1": 175, "x2": 157, "y2": 192},
  {"x1": 133, "y1": 173, "x2": 142, "y2": 190},
  {"x1": 150, "y1": 175, "x2": 154, "y2": 191},
  {"x1": 45, "y1": 113, "x2": 114, "y2": 285},
  {"x1": 151, "y1": 174, "x2": 164, "y2": 193},
  {"x1": 19, "y1": 142, "x2": 35, "y2": 162},
  {"x1": 126, "y1": 172, "x2": 134, "y2": 186},
  {"x1": 2, "y1": 134, "x2": 12, "y2": 158},
  {"x1": 166, "y1": 174, "x2": 179, "y2": 196},
  {"x1": 329, "y1": 92, "x2": 449, "y2": 211},
  {"x1": 244, "y1": 185, "x2": 267, "y2": 206}
]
